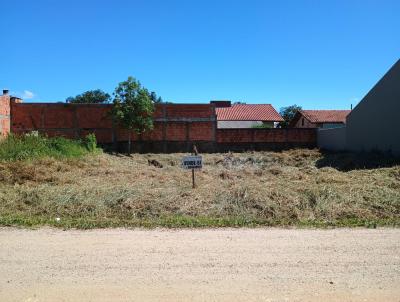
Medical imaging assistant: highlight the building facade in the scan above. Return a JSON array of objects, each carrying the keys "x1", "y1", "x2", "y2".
[
  {"x1": 290, "y1": 110, "x2": 351, "y2": 129},
  {"x1": 213, "y1": 101, "x2": 283, "y2": 129},
  {"x1": 318, "y1": 59, "x2": 400, "y2": 155},
  {"x1": 345, "y1": 60, "x2": 400, "y2": 154}
]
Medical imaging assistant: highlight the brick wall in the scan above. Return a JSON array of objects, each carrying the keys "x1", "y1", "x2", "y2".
[
  {"x1": 0, "y1": 95, "x2": 11, "y2": 138},
  {"x1": 3, "y1": 100, "x2": 317, "y2": 152},
  {"x1": 10, "y1": 103, "x2": 216, "y2": 144},
  {"x1": 216, "y1": 128, "x2": 316, "y2": 143}
]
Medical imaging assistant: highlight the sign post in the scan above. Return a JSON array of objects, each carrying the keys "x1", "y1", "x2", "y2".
[{"x1": 181, "y1": 146, "x2": 202, "y2": 188}]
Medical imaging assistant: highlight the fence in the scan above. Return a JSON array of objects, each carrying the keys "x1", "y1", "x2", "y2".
[{"x1": 317, "y1": 127, "x2": 346, "y2": 151}]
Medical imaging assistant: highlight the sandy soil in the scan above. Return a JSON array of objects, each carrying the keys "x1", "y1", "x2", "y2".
[{"x1": 0, "y1": 228, "x2": 399, "y2": 302}]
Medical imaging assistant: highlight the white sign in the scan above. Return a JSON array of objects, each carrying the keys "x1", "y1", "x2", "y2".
[{"x1": 181, "y1": 155, "x2": 202, "y2": 169}]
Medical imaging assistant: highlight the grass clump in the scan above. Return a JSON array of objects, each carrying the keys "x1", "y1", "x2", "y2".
[
  {"x1": 84, "y1": 133, "x2": 97, "y2": 152},
  {"x1": 0, "y1": 132, "x2": 99, "y2": 161}
]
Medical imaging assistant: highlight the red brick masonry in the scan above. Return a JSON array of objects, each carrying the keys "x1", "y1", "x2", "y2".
[
  {"x1": 216, "y1": 128, "x2": 316, "y2": 143},
  {"x1": 3, "y1": 101, "x2": 316, "y2": 151},
  {"x1": 0, "y1": 95, "x2": 11, "y2": 138},
  {"x1": 10, "y1": 103, "x2": 216, "y2": 143}
]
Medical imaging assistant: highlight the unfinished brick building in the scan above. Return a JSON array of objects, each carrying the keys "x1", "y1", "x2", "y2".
[{"x1": 0, "y1": 90, "x2": 316, "y2": 152}]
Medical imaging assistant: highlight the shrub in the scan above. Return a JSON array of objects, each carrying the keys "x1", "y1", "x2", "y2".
[
  {"x1": 0, "y1": 133, "x2": 98, "y2": 161},
  {"x1": 84, "y1": 133, "x2": 97, "y2": 152}
]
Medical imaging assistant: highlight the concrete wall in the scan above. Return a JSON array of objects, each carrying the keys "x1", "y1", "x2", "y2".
[
  {"x1": 317, "y1": 127, "x2": 346, "y2": 151},
  {"x1": 217, "y1": 121, "x2": 274, "y2": 128},
  {"x1": 346, "y1": 60, "x2": 400, "y2": 155},
  {"x1": 321, "y1": 123, "x2": 345, "y2": 129}
]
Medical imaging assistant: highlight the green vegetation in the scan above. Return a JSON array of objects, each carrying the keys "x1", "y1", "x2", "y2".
[
  {"x1": 279, "y1": 104, "x2": 302, "y2": 128},
  {"x1": 149, "y1": 91, "x2": 163, "y2": 103},
  {"x1": 65, "y1": 84, "x2": 162, "y2": 105},
  {"x1": 84, "y1": 133, "x2": 97, "y2": 153},
  {"x1": 0, "y1": 132, "x2": 99, "y2": 161},
  {"x1": 252, "y1": 123, "x2": 273, "y2": 129},
  {"x1": 0, "y1": 149, "x2": 399, "y2": 229},
  {"x1": 111, "y1": 76, "x2": 155, "y2": 154},
  {"x1": 64, "y1": 78, "x2": 162, "y2": 155},
  {"x1": 0, "y1": 214, "x2": 397, "y2": 230},
  {"x1": 66, "y1": 89, "x2": 111, "y2": 104}
]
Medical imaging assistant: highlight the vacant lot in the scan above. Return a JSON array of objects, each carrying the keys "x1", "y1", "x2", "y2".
[{"x1": 0, "y1": 149, "x2": 399, "y2": 228}]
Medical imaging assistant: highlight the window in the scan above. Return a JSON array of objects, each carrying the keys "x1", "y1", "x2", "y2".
[{"x1": 301, "y1": 118, "x2": 304, "y2": 126}]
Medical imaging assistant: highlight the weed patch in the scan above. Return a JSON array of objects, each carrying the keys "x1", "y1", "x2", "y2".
[{"x1": 0, "y1": 133, "x2": 99, "y2": 161}]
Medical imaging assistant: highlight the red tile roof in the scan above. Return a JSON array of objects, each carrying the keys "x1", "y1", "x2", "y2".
[
  {"x1": 301, "y1": 110, "x2": 351, "y2": 123},
  {"x1": 215, "y1": 104, "x2": 284, "y2": 121}
]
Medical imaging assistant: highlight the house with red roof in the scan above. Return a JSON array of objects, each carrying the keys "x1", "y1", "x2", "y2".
[
  {"x1": 289, "y1": 110, "x2": 351, "y2": 129},
  {"x1": 212, "y1": 101, "x2": 284, "y2": 128}
]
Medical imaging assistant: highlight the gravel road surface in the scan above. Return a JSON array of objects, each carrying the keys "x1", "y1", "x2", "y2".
[{"x1": 0, "y1": 228, "x2": 399, "y2": 302}]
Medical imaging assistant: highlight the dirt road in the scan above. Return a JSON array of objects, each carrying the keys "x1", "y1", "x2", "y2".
[{"x1": 0, "y1": 228, "x2": 399, "y2": 302}]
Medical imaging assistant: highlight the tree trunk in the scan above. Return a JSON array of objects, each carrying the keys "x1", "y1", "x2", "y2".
[{"x1": 128, "y1": 131, "x2": 131, "y2": 155}]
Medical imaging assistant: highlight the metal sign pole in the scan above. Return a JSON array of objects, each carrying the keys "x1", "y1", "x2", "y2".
[
  {"x1": 192, "y1": 145, "x2": 198, "y2": 189},
  {"x1": 192, "y1": 168, "x2": 195, "y2": 188},
  {"x1": 181, "y1": 145, "x2": 201, "y2": 189}
]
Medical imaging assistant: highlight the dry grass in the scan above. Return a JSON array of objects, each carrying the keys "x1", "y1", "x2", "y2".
[{"x1": 1, "y1": 149, "x2": 399, "y2": 228}]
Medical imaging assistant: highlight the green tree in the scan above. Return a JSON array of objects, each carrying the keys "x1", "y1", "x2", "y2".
[
  {"x1": 111, "y1": 77, "x2": 155, "y2": 154},
  {"x1": 279, "y1": 104, "x2": 302, "y2": 128},
  {"x1": 150, "y1": 91, "x2": 163, "y2": 103},
  {"x1": 66, "y1": 89, "x2": 110, "y2": 104}
]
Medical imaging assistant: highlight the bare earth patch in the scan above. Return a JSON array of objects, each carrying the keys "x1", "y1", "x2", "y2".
[
  {"x1": 0, "y1": 149, "x2": 399, "y2": 228},
  {"x1": 0, "y1": 227, "x2": 399, "y2": 302}
]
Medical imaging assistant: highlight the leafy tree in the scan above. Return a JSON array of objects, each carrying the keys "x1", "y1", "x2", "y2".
[
  {"x1": 111, "y1": 77, "x2": 155, "y2": 154},
  {"x1": 279, "y1": 104, "x2": 302, "y2": 128},
  {"x1": 66, "y1": 89, "x2": 110, "y2": 104},
  {"x1": 150, "y1": 91, "x2": 163, "y2": 103}
]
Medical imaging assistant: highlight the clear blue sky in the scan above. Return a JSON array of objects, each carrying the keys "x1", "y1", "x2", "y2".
[{"x1": 1, "y1": 0, "x2": 399, "y2": 110}]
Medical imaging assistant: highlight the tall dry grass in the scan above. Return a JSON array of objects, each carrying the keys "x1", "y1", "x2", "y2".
[{"x1": 0, "y1": 149, "x2": 399, "y2": 228}]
